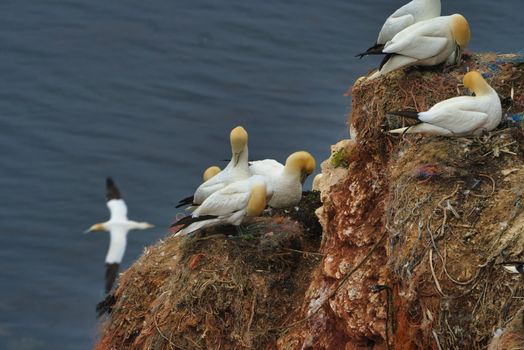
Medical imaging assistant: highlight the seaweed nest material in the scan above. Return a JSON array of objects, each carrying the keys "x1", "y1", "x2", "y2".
[{"x1": 95, "y1": 204, "x2": 322, "y2": 349}]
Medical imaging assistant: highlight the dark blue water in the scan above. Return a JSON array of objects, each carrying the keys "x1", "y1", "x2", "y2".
[{"x1": 0, "y1": 1, "x2": 522, "y2": 348}]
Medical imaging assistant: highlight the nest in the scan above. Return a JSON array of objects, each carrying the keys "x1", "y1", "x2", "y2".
[
  {"x1": 94, "y1": 198, "x2": 323, "y2": 350},
  {"x1": 350, "y1": 52, "x2": 524, "y2": 349}
]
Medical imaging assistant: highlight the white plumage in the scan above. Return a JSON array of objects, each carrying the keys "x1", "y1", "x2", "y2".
[
  {"x1": 174, "y1": 175, "x2": 272, "y2": 237},
  {"x1": 377, "y1": 0, "x2": 441, "y2": 46},
  {"x1": 371, "y1": 14, "x2": 470, "y2": 78},
  {"x1": 182, "y1": 126, "x2": 250, "y2": 207},
  {"x1": 389, "y1": 71, "x2": 502, "y2": 136},
  {"x1": 249, "y1": 151, "x2": 316, "y2": 208}
]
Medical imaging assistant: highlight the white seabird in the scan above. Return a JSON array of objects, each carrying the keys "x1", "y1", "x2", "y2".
[
  {"x1": 369, "y1": 14, "x2": 470, "y2": 78},
  {"x1": 357, "y1": 0, "x2": 441, "y2": 58},
  {"x1": 203, "y1": 165, "x2": 221, "y2": 182},
  {"x1": 85, "y1": 177, "x2": 154, "y2": 294},
  {"x1": 176, "y1": 126, "x2": 250, "y2": 208},
  {"x1": 249, "y1": 151, "x2": 316, "y2": 208},
  {"x1": 388, "y1": 71, "x2": 501, "y2": 136},
  {"x1": 172, "y1": 175, "x2": 272, "y2": 237}
]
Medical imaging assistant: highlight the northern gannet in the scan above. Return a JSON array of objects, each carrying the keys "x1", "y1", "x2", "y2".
[
  {"x1": 370, "y1": 14, "x2": 470, "y2": 78},
  {"x1": 311, "y1": 174, "x2": 323, "y2": 191},
  {"x1": 388, "y1": 71, "x2": 501, "y2": 136},
  {"x1": 249, "y1": 151, "x2": 316, "y2": 208},
  {"x1": 176, "y1": 126, "x2": 250, "y2": 208},
  {"x1": 85, "y1": 177, "x2": 154, "y2": 293},
  {"x1": 357, "y1": 0, "x2": 441, "y2": 58},
  {"x1": 172, "y1": 175, "x2": 272, "y2": 237},
  {"x1": 203, "y1": 166, "x2": 221, "y2": 182}
]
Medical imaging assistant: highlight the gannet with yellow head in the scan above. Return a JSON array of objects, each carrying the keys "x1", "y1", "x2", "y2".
[
  {"x1": 370, "y1": 14, "x2": 470, "y2": 78},
  {"x1": 357, "y1": 0, "x2": 441, "y2": 58},
  {"x1": 203, "y1": 166, "x2": 221, "y2": 182},
  {"x1": 249, "y1": 151, "x2": 316, "y2": 208},
  {"x1": 172, "y1": 175, "x2": 272, "y2": 237},
  {"x1": 85, "y1": 177, "x2": 154, "y2": 294},
  {"x1": 176, "y1": 126, "x2": 250, "y2": 208},
  {"x1": 388, "y1": 71, "x2": 501, "y2": 136}
]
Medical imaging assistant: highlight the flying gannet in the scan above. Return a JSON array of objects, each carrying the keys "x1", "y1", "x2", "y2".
[
  {"x1": 172, "y1": 175, "x2": 272, "y2": 237},
  {"x1": 176, "y1": 126, "x2": 250, "y2": 208},
  {"x1": 311, "y1": 173, "x2": 323, "y2": 191},
  {"x1": 388, "y1": 71, "x2": 501, "y2": 136},
  {"x1": 369, "y1": 14, "x2": 470, "y2": 79},
  {"x1": 249, "y1": 151, "x2": 316, "y2": 208},
  {"x1": 203, "y1": 166, "x2": 221, "y2": 182},
  {"x1": 357, "y1": 0, "x2": 441, "y2": 58},
  {"x1": 85, "y1": 177, "x2": 154, "y2": 294}
]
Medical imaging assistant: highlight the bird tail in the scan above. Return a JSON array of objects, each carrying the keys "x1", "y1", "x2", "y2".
[
  {"x1": 174, "y1": 217, "x2": 219, "y2": 237},
  {"x1": 175, "y1": 195, "x2": 195, "y2": 208},
  {"x1": 355, "y1": 43, "x2": 385, "y2": 58}
]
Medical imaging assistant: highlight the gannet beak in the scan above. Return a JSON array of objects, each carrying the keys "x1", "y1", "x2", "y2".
[
  {"x1": 84, "y1": 228, "x2": 94, "y2": 234},
  {"x1": 300, "y1": 172, "x2": 308, "y2": 185},
  {"x1": 147, "y1": 224, "x2": 155, "y2": 229}
]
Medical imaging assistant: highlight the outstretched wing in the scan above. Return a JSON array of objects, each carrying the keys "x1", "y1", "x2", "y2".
[{"x1": 106, "y1": 177, "x2": 121, "y2": 201}]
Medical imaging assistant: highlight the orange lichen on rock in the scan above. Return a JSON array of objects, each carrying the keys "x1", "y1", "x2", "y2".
[{"x1": 278, "y1": 53, "x2": 524, "y2": 350}]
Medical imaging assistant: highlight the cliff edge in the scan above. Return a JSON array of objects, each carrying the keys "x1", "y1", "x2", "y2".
[{"x1": 95, "y1": 52, "x2": 524, "y2": 349}]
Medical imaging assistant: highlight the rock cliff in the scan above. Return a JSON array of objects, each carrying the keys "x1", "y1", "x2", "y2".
[{"x1": 95, "y1": 53, "x2": 524, "y2": 349}]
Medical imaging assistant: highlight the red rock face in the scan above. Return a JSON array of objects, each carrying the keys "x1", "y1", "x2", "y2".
[{"x1": 278, "y1": 53, "x2": 524, "y2": 349}]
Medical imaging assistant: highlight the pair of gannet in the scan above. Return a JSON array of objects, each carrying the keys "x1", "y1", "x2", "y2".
[
  {"x1": 358, "y1": 0, "x2": 441, "y2": 58},
  {"x1": 85, "y1": 178, "x2": 154, "y2": 293},
  {"x1": 388, "y1": 71, "x2": 502, "y2": 136},
  {"x1": 249, "y1": 151, "x2": 316, "y2": 208},
  {"x1": 359, "y1": 0, "x2": 470, "y2": 78},
  {"x1": 173, "y1": 175, "x2": 272, "y2": 236},
  {"x1": 176, "y1": 126, "x2": 250, "y2": 208}
]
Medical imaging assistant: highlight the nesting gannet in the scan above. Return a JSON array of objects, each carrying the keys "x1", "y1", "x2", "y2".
[
  {"x1": 388, "y1": 71, "x2": 502, "y2": 136},
  {"x1": 203, "y1": 166, "x2": 221, "y2": 182},
  {"x1": 501, "y1": 262, "x2": 524, "y2": 274},
  {"x1": 176, "y1": 126, "x2": 250, "y2": 208},
  {"x1": 369, "y1": 14, "x2": 470, "y2": 78},
  {"x1": 357, "y1": 0, "x2": 441, "y2": 58},
  {"x1": 85, "y1": 177, "x2": 154, "y2": 293},
  {"x1": 250, "y1": 151, "x2": 316, "y2": 208},
  {"x1": 311, "y1": 174, "x2": 323, "y2": 191},
  {"x1": 172, "y1": 175, "x2": 272, "y2": 237}
]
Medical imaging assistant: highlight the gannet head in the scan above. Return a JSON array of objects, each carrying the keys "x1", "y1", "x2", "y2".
[
  {"x1": 246, "y1": 178, "x2": 268, "y2": 217},
  {"x1": 463, "y1": 71, "x2": 492, "y2": 96},
  {"x1": 450, "y1": 14, "x2": 470, "y2": 49},
  {"x1": 285, "y1": 151, "x2": 317, "y2": 184},
  {"x1": 84, "y1": 223, "x2": 106, "y2": 233},
  {"x1": 312, "y1": 173, "x2": 323, "y2": 191},
  {"x1": 230, "y1": 126, "x2": 248, "y2": 166},
  {"x1": 203, "y1": 166, "x2": 221, "y2": 182}
]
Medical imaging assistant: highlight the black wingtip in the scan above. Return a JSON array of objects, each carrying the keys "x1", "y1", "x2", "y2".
[
  {"x1": 170, "y1": 215, "x2": 218, "y2": 228},
  {"x1": 105, "y1": 177, "x2": 121, "y2": 201},
  {"x1": 355, "y1": 43, "x2": 385, "y2": 59},
  {"x1": 175, "y1": 195, "x2": 195, "y2": 208},
  {"x1": 379, "y1": 53, "x2": 394, "y2": 70},
  {"x1": 96, "y1": 293, "x2": 117, "y2": 318},
  {"x1": 105, "y1": 263, "x2": 119, "y2": 294}
]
